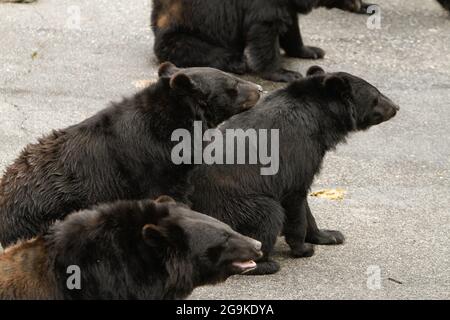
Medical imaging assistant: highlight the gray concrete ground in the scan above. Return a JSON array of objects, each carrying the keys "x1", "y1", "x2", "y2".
[{"x1": 0, "y1": 0, "x2": 449, "y2": 300}]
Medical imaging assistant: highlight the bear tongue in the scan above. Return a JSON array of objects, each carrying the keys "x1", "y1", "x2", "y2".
[{"x1": 232, "y1": 260, "x2": 257, "y2": 270}]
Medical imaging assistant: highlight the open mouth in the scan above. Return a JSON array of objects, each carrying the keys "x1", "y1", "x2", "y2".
[{"x1": 232, "y1": 260, "x2": 257, "y2": 274}]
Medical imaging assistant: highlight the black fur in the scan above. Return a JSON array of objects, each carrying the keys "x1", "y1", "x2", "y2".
[
  {"x1": 0, "y1": 63, "x2": 262, "y2": 247},
  {"x1": 190, "y1": 66, "x2": 399, "y2": 275},
  {"x1": 0, "y1": 197, "x2": 262, "y2": 300},
  {"x1": 151, "y1": 0, "x2": 375, "y2": 82},
  {"x1": 49, "y1": 198, "x2": 262, "y2": 300}
]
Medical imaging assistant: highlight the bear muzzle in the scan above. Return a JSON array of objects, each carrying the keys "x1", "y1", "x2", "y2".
[
  {"x1": 239, "y1": 83, "x2": 263, "y2": 109},
  {"x1": 379, "y1": 95, "x2": 400, "y2": 122},
  {"x1": 228, "y1": 237, "x2": 263, "y2": 274}
]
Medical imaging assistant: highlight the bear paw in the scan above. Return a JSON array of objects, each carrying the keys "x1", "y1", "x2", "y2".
[
  {"x1": 307, "y1": 229, "x2": 345, "y2": 245},
  {"x1": 262, "y1": 69, "x2": 303, "y2": 82},
  {"x1": 243, "y1": 260, "x2": 280, "y2": 275},
  {"x1": 290, "y1": 243, "x2": 315, "y2": 258},
  {"x1": 226, "y1": 60, "x2": 247, "y2": 75},
  {"x1": 296, "y1": 46, "x2": 325, "y2": 60}
]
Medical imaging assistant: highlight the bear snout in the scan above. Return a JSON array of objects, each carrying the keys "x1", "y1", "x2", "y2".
[
  {"x1": 390, "y1": 104, "x2": 400, "y2": 118},
  {"x1": 385, "y1": 105, "x2": 398, "y2": 120},
  {"x1": 386, "y1": 103, "x2": 399, "y2": 120},
  {"x1": 228, "y1": 235, "x2": 263, "y2": 258},
  {"x1": 244, "y1": 91, "x2": 261, "y2": 109},
  {"x1": 252, "y1": 239, "x2": 263, "y2": 253},
  {"x1": 238, "y1": 83, "x2": 263, "y2": 109},
  {"x1": 377, "y1": 95, "x2": 400, "y2": 122}
]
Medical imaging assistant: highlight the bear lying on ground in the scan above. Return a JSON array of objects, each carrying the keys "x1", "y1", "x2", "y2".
[
  {"x1": 152, "y1": 0, "x2": 375, "y2": 82},
  {"x1": 0, "y1": 196, "x2": 262, "y2": 300},
  {"x1": 190, "y1": 66, "x2": 399, "y2": 275},
  {"x1": 0, "y1": 62, "x2": 262, "y2": 247}
]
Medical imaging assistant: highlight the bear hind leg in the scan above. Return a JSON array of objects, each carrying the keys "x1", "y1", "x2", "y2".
[
  {"x1": 154, "y1": 32, "x2": 246, "y2": 74},
  {"x1": 232, "y1": 196, "x2": 285, "y2": 275}
]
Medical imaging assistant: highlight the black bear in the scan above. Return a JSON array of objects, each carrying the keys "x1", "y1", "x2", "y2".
[
  {"x1": 437, "y1": 0, "x2": 450, "y2": 12},
  {"x1": 0, "y1": 62, "x2": 262, "y2": 247},
  {"x1": 0, "y1": 196, "x2": 262, "y2": 300},
  {"x1": 190, "y1": 66, "x2": 399, "y2": 275},
  {"x1": 152, "y1": 0, "x2": 375, "y2": 82}
]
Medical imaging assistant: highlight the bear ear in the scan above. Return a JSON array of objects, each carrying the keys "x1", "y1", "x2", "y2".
[
  {"x1": 307, "y1": 65, "x2": 325, "y2": 76},
  {"x1": 158, "y1": 62, "x2": 180, "y2": 78},
  {"x1": 323, "y1": 75, "x2": 351, "y2": 97},
  {"x1": 169, "y1": 73, "x2": 197, "y2": 93},
  {"x1": 142, "y1": 224, "x2": 168, "y2": 247},
  {"x1": 154, "y1": 195, "x2": 176, "y2": 204}
]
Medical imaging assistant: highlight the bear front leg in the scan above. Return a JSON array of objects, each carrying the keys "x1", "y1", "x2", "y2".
[
  {"x1": 304, "y1": 199, "x2": 345, "y2": 245},
  {"x1": 282, "y1": 195, "x2": 315, "y2": 258},
  {"x1": 245, "y1": 23, "x2": 303, "y2": 82},
  {"x1": 279, "y1": 15, "x2": 325, "y2": 60}
]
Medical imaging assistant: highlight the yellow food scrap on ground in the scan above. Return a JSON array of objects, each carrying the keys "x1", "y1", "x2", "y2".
[
  {"x1": 310, "y1": 189, "x2": 346, "y2": 200},
  {"x1": 133, "y1": 79, "x2": 155, "y2": 89}
]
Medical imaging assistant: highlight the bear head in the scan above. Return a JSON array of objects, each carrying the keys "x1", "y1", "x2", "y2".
[
  {"x1": 48, "y1": 196, "x2": 262, "y2": 299},
  {"x1": 158, "y1": 62, "x2": 262, "y2": 127},
  {"x1": 306, "y1": 65, "x2": 399, "y2": 131},
  {"x1": 141, "y1": 196, "x2": 263, "y2": 288}
]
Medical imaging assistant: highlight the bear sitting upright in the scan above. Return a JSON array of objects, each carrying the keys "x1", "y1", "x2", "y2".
[
  {"x1": 0, "y1": 196, "x2": 262, "y2": 300},
  {"x1": 0, "y1": 62, "x2": 262, "y2": 248},
  {"x1": 190, "y1": 66, "x2": 399, "y2": 275},
  {"x1": 152, "y1": 0, "x2": 375, "y2": 82}
]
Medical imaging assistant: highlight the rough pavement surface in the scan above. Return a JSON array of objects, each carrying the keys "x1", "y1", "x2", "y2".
[{"x1": 0, "y1": 0, "x2": 449, "y2": 299}]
